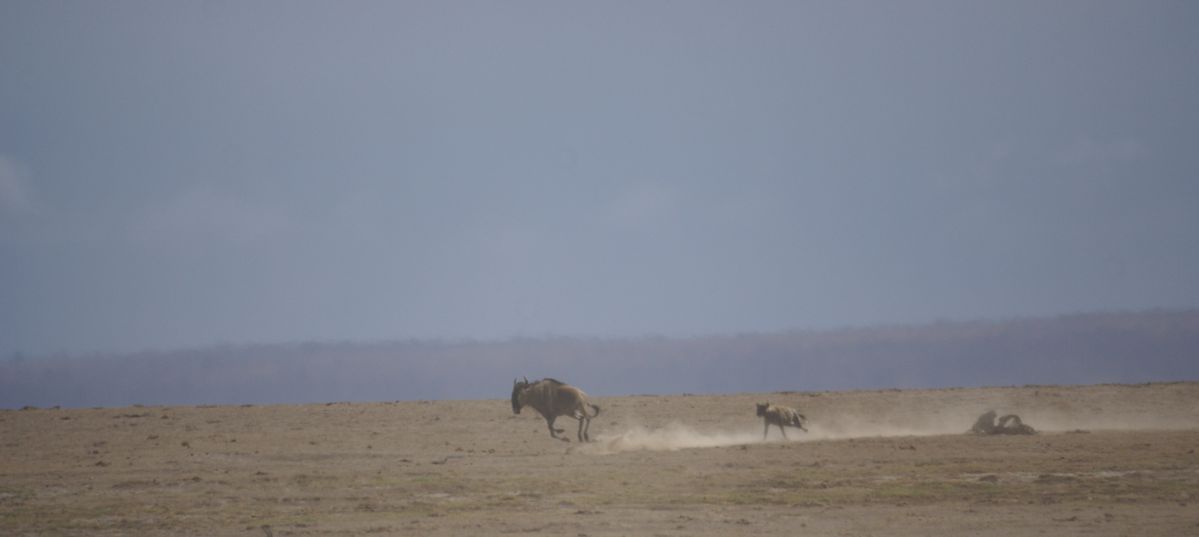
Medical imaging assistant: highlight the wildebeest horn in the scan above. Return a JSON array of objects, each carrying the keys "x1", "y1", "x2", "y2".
[{"x1": 523, "y1": 376, "x2": 528, "y2": 384}]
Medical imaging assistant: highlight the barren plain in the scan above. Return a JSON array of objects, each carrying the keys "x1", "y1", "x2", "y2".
[{"x1": 3, "y1": 382, "x2": 1198, "y2": 536}]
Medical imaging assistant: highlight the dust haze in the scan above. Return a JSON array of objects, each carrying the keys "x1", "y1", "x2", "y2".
[
  {"x1": 5, "y1": 311, "x2": 1197, "y2": 409},
  {"x1": 4, "y1": 382, "x2": 1198, "y2": 535},
  {"x1": 584, "y1": 423, "x2": 766, "y2": 454},
  {"x1": 583, "y1": 385, "x2": 1199, "y2": 454}
]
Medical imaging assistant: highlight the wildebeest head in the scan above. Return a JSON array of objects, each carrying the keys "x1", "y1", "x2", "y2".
[
  {"x1": 756, "y1": 402, "x2": 770, "y2": 417},
  {"x1": 511, "y1": 377, "x2": 530, "y2": 414}
]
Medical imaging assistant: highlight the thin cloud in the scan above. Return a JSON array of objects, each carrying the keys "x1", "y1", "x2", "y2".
[
  {"x1": 0, "y1": 155, "x2": 35, "y2": 217},
  {"x1": 1056, "y1": 137, "x2": 1148, "y2": 168},
  {"x1": 132, "y1": 187, "x2": 291, "y2": 246},
  {"x1": 605, "y1": 183, "x2": 682, "y2": 232}
]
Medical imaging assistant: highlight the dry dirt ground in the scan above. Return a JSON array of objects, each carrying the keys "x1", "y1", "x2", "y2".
[{"x1": 3, "y1": 382, "x2": 1198, "y2": 536}]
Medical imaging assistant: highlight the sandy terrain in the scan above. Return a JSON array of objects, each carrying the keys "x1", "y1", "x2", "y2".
[{"x1": 2, "y1": 382, "x2": 1198, "y2": 536}]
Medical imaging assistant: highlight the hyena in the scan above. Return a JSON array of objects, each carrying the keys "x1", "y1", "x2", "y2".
[{"x1": 756, "y1": 402, "x2": 807, "y2": 440}]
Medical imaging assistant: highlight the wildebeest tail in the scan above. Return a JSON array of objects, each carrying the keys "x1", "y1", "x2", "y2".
[{"x1": 589, "y1": 403, "x2": 601, "y2": 417}]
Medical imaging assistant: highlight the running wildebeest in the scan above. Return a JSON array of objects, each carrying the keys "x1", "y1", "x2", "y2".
[
  {"x1": 756, "y1": 402, "x2": 808, "y2": 440},
  {"x1": 511, "y1": 377, "x2": 601, "y2": 442}
]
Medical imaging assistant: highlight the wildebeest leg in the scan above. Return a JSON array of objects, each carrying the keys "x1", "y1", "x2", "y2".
[
  {"x1": 546, "y1": 416, "x2": 568, "y2": 441},
  {"x1": 573, "y1": 407, "x2": 593, "y2": 442}
]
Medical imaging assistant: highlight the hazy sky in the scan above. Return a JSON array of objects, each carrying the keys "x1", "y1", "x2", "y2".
[{"x1": 2, "y1": 1, "x2": 1197, "y2": 356}]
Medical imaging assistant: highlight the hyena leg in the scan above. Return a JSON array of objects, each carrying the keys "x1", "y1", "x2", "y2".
[
  {"x1": 778, "y1": 423, "x2": 788, "y2": 440},
  {"x1": 763, "y1": 419, "x2": 770, "y2": 439}
]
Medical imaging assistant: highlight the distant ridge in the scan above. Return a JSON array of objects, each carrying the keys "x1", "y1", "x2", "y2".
[{"x1": 3, "y1": 310, "x2": 1197, "y2": 408}]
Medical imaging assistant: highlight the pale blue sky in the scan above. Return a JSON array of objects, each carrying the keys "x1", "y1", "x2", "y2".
[{"x1": 2, "y1": 1, "x2": 1197, "y2": 355}]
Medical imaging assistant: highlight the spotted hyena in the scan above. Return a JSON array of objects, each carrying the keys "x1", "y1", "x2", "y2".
[{"x1": 756, "y1": 402, "x2": 808, "y2": 440}]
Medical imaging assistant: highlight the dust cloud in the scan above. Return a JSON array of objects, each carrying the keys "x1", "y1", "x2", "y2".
[
  {"x1": 583, "y1": 423, "x2": 763, "y2": 454},
  {"x1": 581, "y1": 420, "x2": 968, "y2": 455},
  {"x1": 578, "y1": 399, "x2": 1198, "y2": 455}
]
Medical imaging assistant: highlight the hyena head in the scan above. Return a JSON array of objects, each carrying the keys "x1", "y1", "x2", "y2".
[{"x1": 756, "y1": 403, "x2": 770, "y2": 417}]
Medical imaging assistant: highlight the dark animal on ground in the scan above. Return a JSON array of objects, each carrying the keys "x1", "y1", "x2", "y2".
[
  {"x1": 970, "y1": 410, "x2": 1037, "y2": 435},
  {"x1": 511, "y1": 377, "x2": 601, "y2": 442},
  {"x1": 756, "y1": 402, "x2": 808, "y2": 440}
]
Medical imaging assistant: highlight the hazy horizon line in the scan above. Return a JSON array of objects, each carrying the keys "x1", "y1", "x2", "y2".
[{"x1": 12, "y1": 306, "x2": 1194, "y2": 361}]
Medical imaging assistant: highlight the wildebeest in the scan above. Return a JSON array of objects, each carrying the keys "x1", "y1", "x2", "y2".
[
  {"x1": 756, "y1": 402, "x2": 807, "y2": 440},
  {"x1": 511, "y1": 377, "x2": 601, "y2": 442}
]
